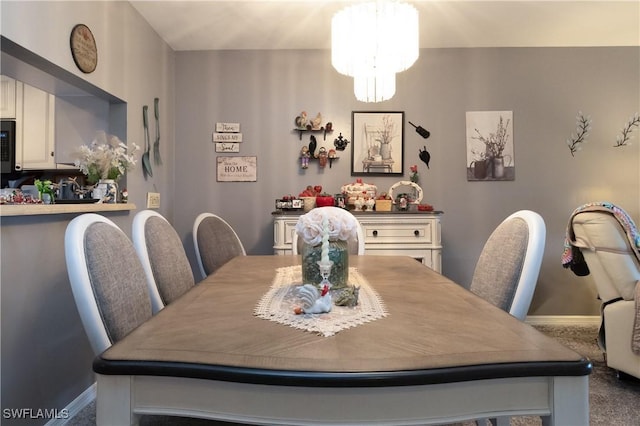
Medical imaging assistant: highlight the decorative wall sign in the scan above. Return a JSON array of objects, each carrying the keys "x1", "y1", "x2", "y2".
[
  {"x1": 351, "y1": 111, "x2": 404, "y2": 176},
  {"x1": 466, "y1": 111, "x2": 515, "y2": 181},
  {"x1": 215, "y1": 143, "x2": 240, "y2": 153},
  {"x1": 216, "y1": 156, "x2": 257, "y2": 182},
  {"x1": 70, "y1": 24, "x2": 98, "y2": 73},
  {"x1": 213, "y1": 132, "x2": 243, "y2": 142},
  {"x1": 216, "y1": 122, "x2": 240, "y2": 133}
]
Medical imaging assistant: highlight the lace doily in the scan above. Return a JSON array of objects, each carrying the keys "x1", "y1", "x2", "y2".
[{"x1": 254, "y1": 266, "x2": 388, "y2": 337}]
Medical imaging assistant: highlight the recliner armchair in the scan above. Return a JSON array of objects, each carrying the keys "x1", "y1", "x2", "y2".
[{"x1": 564, "y1": 202, "x2": 640, "y2": 379}]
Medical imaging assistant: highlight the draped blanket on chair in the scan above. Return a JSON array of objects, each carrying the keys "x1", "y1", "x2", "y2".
[{"x1": 562, "y1": 201, "x2": 640, "y2": 355}]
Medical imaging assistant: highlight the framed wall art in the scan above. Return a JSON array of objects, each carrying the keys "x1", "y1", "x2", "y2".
[
  {"x1": 351, "y1": 111, "x2": 404, "y2": 176},
  {"x1": 466, "y1": 111, "x2": 515, "y2": 181}
]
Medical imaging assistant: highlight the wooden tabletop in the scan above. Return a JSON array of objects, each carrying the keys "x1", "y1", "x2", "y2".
[{"x1": 95, "y1": 255, "x2": 590, "y2": 386}]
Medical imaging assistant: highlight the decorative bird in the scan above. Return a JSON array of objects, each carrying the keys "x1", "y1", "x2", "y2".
[
  {"x1": 419, "y1": 146, "x2": 431, "y2": 169},
  {"x1": 308, "y1": 135, "x2": 317, "y2": 158},
  {"x1": 294, "y1": 284, "x2": 332, "y2": 315},
  {"x1": 295, "y1": 111, "x2": 308, "y2": 129},
  {"x1": 311, "y1": 112, "x2": 322, "y2": 130}
]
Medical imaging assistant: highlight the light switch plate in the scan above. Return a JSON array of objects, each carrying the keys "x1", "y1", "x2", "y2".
[{"x1": 146, "y1": 192, "x2": 160, "y2": 209}]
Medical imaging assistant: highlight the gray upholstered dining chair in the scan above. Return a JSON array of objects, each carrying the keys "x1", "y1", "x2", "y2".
[
  {"x1": 469, "y1": 210, "x2": 546, "y2": 321},
  {"x1": 64, "y1": 213, "x2": 152, "y2": 355},
  {"x1": 193, "y1": 212, "x2": 246, "y2": 280},
  {"x1": 132, "y1": 210, "x2": 195, "y2": 314},
  {"x1": 291, "y1": 206, "x2": 365, "y2": 256}
]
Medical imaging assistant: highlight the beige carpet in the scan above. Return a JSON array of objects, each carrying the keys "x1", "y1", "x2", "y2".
[{"x1": 66, "y1": 324, "x2": 640, "y2": 426}]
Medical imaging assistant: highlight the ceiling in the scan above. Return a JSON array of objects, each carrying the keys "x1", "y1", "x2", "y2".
[{"x1": 129, "y1": 0, "x2": 640, "y2": 51}]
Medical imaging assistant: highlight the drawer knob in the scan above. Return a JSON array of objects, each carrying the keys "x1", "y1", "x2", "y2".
[
  {"x1": 372, "y1": 230, "x2": 378, "y2": 237},
  {"x1": 414, "y1": 230, "x2": 420, "y2": 236}
]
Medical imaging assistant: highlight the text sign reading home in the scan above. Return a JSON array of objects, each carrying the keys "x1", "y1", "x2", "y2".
[{"x1": 217, "y1": 156, "x2": 257, "y2": 182}]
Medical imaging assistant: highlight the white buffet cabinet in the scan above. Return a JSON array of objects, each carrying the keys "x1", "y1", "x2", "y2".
[{"x1": 273, "y1": 210, "x2": 443, "y2": 272}]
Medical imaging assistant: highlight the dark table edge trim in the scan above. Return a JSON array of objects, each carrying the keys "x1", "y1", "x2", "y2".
[{"x1": 93, "y1": 357, "x2": 592, "y2": 388}]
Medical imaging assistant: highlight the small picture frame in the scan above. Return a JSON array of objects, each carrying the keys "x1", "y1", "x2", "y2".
[{"x1": 351, "y1": 111, "x2": 404, "y2": 176}]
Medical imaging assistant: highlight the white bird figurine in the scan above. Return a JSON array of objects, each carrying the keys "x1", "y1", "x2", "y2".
[
  {"x1": 294, "y1": 284, "x2": 332, "y2": 315},
  {"x1": 311, "y1": 112, "x2": 322, "y2": 130}
]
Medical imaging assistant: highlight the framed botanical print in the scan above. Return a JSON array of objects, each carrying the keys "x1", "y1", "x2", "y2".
[
  {"x1": 351, "y1": 111, "x2": 404, "y2": 176},
  {"x1": 466, "y1": 111, "x2": 515, "y2": 181}
]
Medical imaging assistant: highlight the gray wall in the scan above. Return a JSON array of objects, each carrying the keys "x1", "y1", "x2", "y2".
[
  {"x1": 174, "y1": 47, "x2": 639, "y2": 316},
  {"x1": 1, "y1": 1, "x2": 175, "y2": 423}
]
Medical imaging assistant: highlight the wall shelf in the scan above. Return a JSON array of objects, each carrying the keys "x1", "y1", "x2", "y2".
[{"x1": 293, "y1": 128, "x2": 332, "y2": 141}]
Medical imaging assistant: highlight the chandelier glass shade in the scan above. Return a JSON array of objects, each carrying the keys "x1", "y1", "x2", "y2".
[{"x1": 331, "y1": 1, "x2": 419, "y2": 102}]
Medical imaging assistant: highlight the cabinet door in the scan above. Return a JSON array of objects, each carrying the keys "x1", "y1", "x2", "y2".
[
  {"x1": 16, "y1": 82, "x2": 56, "y2": 170},
  {"x1": 0, "y1": 75, "x2": 17, "y2": 119}
]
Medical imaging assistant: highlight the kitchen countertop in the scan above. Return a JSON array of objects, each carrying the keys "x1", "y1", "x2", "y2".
[{"x1": 0, "y1": 203, "x2": 136, "y2": 217}]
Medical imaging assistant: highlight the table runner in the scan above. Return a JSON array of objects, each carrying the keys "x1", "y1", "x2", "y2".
[{"x1": 254, "y1": 265, "x2": 388, "y2": 336}]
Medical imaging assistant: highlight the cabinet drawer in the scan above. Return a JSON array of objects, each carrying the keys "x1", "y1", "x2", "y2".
[{"x1": 362, "y1": 222, "x2": 434, "y2": 244}]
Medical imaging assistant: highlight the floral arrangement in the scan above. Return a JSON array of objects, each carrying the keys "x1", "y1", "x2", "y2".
[
  {"x1": 410, "y1": 165, "x2": 419, "y2": 183},
  {"x1": 472, "y1": 115, "x2": 511, "y2": 158},
  {"x1": 375, "y1": 114, "x2": 396, "y2": 145},
  {"x1": 74, "y1": 131, "x2": 139, "y2": 184},
  {"x1": 295, "y1": 208, "x2": 358, "y2": 246}
]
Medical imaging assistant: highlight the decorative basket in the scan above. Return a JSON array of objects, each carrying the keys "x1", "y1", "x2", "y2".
[
  {"x1": 300, "y1": 197, "x2": 316, "y2": 212},
  {"x1": 375, "y1": 199, "x2": 392, "y2": 212}
]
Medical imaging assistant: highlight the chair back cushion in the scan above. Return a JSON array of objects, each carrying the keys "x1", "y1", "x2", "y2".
[
  {"x1": 572, "y1": 211, "x2": 640, "y2": 301},
  {"x1": 470, "y1": 217, "x2": 528, "y2": 312},
  {"x1": 197, "y1": 216, "x2": 245, "y2": 275},
  {"x1": 145, "y1": 216, "x2": 195, "y2": 304},
  {"x1": 84, "y1": 222, "x2": 152, "y2": 343}
]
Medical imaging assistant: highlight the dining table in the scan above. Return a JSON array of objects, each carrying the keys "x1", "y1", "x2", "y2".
[{"x1": 93, "y1": 255, "x2": 591, "y2": 425}]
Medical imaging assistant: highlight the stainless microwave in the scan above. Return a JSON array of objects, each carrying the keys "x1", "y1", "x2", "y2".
[{"x1": 1, "y1": 120, "x2": 16, "y2": 174}]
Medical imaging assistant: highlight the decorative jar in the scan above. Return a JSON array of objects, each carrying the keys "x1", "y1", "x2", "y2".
[
  {"x1": 93, "y1": 179, "x2": 118, "y2": 203},
  {"x1": 301, "y1": 239, "x2": 349, "y2": 289}
]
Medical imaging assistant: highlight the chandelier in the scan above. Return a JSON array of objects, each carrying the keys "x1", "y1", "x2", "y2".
[{"x1": 331, "y1": 0, "x2": 419, "y2": 102}]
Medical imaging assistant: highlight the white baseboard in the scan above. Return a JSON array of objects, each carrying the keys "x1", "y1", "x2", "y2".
[
  {"x1": 47, "y1": 382, "x2": 96, "y2": 426},
  {"x1": 525, "y1": 315, "x2": 600, "y2": 326}
]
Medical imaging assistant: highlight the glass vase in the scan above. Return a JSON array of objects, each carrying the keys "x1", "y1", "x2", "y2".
[{"x1": 301, "y1": 239, "x2": 349, "y2": 289}]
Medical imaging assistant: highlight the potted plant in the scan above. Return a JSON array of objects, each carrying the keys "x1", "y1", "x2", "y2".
[
  {"x1": 73, "y1": 131, "x2": 139, "y2": 202},
  {"x1": 34, "y1": 179, "x2": 56, "y2": 204}
]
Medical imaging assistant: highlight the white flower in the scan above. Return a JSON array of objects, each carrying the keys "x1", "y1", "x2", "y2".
[
  {"x1": 295, "y1": 208, "x2": 358, "y2": 246},
  {"x1": 73, "y1": 131, "x2": 139, "y2": 184}
]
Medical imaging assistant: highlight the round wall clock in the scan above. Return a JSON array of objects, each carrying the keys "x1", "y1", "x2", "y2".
[{"x1": 70, "y1": 24, "x2": 97, "y2": 73}]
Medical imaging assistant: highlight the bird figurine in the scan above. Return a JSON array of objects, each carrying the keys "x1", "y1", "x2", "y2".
[
  {"x1": 308, "y1": 135, "x2": 318, "y2": 158},
  {"x1": 311, "y1": 112, "x2": 322, "y2": 130},
  {"x1": 295, "y1": 111, "x2": 308, "y2": 129},
  {"x1": 419, "y1": 146, "x2": 431, "y2": 169},
  {"x1": 294, "y1": 284, "x2": 332, "y2": 315}
]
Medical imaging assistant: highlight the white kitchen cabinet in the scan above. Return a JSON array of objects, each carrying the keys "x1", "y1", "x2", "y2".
[
  {"x1": 15, "y1": 81, "x2": 56, "y2": 171},
  {"x1": 273, "y1": 210, "x2": 443, "y2": 272},
  {"x1": 0, "y1": 75, "x2": 17, "y2": 119}
]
